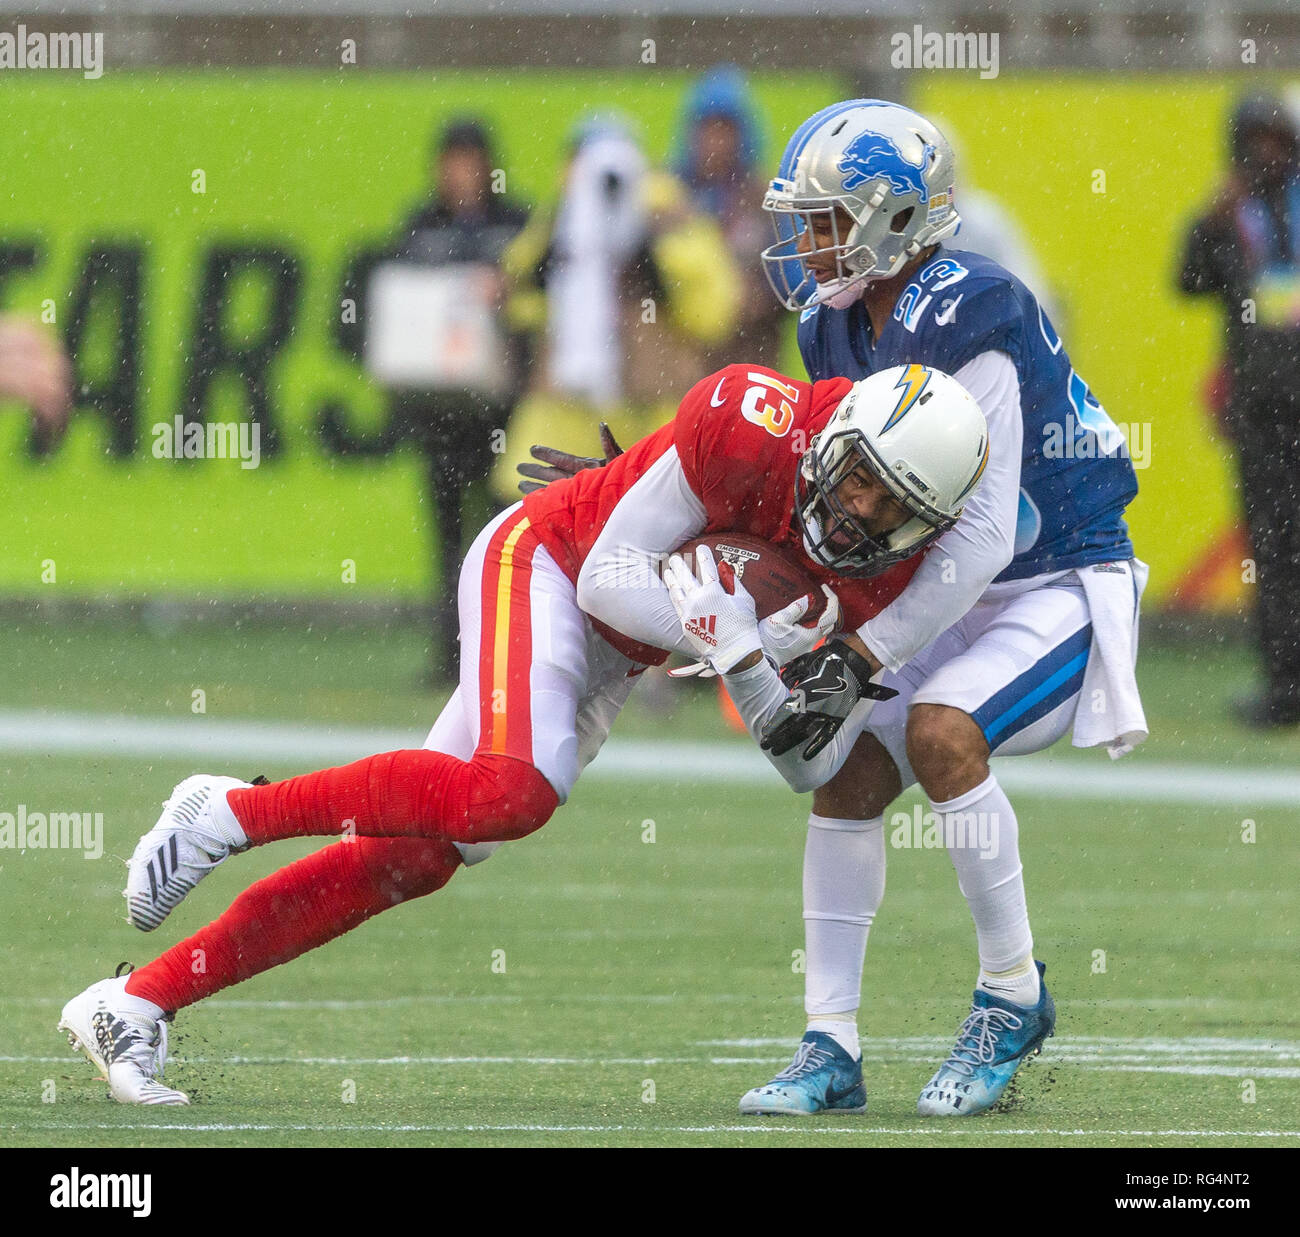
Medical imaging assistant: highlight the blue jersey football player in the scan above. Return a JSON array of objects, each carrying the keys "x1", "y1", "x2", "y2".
[
  {"x1": 725, "y1": 100, "x2": 1149, "y2": 1117},
  {"x1": 516, "y1": 98, "x2": 1147, "y2": 1118}
]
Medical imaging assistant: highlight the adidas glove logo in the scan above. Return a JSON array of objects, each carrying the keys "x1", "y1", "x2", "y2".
[{"x1": 685, "y1": 615, "x2": 718, "y2": 647}]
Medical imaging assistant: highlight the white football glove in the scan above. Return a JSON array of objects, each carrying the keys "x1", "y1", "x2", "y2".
[
  {"x1": 662, "y1": 544, "x2": 761, "y2": 675},
  {"x1": 669, "y1": 583, "x2": 842, "y2": 678},
  {"x1": 757, "y1": 586, "x2": 841, "y2": 668}
]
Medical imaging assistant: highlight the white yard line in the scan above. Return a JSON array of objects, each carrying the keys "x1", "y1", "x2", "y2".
[
  {"x1": 9, "y1": 994, "x2": 1277, "y2": 1011},
  {"x1": 13, "y1": 1035, "x2": 1300, "y2": 1078},
  {"x1": 7, "y1": 1122, "x2": 1298, "y2": 1137},
  {"x1": 1, "y1": 708, "x2": 1296, "y2": 806},
  {"x1": 7, "y1": 994, "x2": 789, "y2": 1009},
  {"x1": 18, "y1": 1036, "x2": 1300, "y2": 1059},
  {"x1": 706, "y1": 1035, "x2": 1300, "y2": 1055}
]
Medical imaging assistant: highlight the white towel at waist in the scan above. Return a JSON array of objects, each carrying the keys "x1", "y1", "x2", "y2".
[{"x1": 1072, "y1": 558, "x2": 1149, "y2": 759}]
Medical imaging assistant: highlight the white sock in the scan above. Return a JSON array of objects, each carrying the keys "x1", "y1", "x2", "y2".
[
  {"x1": 929, "y1": 773, "x2": 1038, "y2": 1004},
  {"x1": 977, "y1": 955, "x2": 1041, "y2": 1008},
  {"x1": 113, "y1": 976, "x2": 166, "y2": 1021},
  {"x1": 214, "y1": 786, "x2": 249, "y2": 849},
  {"x1": 802, "y1": 813, "x2": 886, "y2": 1059},
  {"x1": 807, "y1": 1013, "x2": 860, "y2": 1059}
]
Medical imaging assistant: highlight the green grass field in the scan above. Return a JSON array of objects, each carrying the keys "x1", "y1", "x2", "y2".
[{"x1": 1, "y1": 621, "x2": 1296, "y2": 1147}]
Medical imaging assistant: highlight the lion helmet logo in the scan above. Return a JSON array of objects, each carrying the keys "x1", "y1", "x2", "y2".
[{"x1": 837, "y1": 131, "x2": 936, "y2": 205}]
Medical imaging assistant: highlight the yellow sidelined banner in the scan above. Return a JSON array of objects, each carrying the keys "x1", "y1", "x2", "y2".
[{"x1": 0, "y1": 71, "x2": 1273, "y2": 610}]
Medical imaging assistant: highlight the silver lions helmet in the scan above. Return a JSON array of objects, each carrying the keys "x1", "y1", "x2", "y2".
[
  {"x1": 796, "y1": 364, "x2": 989, "y2": 577},
  {"x1": 762, "y1": 100, "x2": 960, "y2": 311}
]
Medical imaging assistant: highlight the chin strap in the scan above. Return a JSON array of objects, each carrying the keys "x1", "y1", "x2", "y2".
[{"x1": 816, "y1": 273, "x2": 873, "y2": 310}]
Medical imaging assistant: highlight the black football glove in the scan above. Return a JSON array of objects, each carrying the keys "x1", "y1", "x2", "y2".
[
  {"x1": 759, "y1": 638, "x2": 898, "y2": 760},
  {"x1": 517, "y1": 423, "x2": 624, "y2": 494}
]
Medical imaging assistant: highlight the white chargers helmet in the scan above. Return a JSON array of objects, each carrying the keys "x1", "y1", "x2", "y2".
[
  {"x1": 762, "y1": 99, "x2": 960, "y2": 311},
  {"x1": 797, "y1": 364, "x2": 988, "y2": 577}
]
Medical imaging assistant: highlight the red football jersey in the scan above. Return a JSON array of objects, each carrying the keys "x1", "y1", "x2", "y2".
[{"x1": 522, "y1": 364, "x2": 923, "y2": 663}]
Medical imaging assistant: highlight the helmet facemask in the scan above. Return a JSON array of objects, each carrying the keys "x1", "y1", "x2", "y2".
[
  {"x1": 761, "y1": 181, "x2": 916, "y2": 312},
  {"x1": 795, "y1": 428, "x2": 957, "y2": 577}
]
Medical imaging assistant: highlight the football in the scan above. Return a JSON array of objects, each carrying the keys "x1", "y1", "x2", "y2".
[{"x1": 673, "y1": 532, "x2": 829, "y2": 624}]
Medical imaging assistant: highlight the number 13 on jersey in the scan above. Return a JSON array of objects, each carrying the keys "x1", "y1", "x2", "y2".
[{"x1": 741, "y1": 371, "x2": 799, "y2": 438}]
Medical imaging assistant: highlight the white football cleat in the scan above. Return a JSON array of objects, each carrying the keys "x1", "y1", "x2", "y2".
[
  {"x1": 125, "y1": 774, "x2": 253, "y2": 931},
  {"x1": 58, "y1": 974, "x2": 189, "y2": 1106}
]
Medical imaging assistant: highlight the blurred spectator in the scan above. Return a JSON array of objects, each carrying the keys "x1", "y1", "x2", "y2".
[
  {"x1": 491, "y1": 116, "x2": 740, "y2": 503},
  {"x1": 673, "y1": 65, "x2": 784, "y2": 369},
  {"x1": 1179, "y1": 94, "x2": 1300, "y2": 727},
  {"x1": 0, "y1": 314, "x2": 72, "y2": 445},
  {"x1": 379, "y1": 117, "x2": 529, "y2": 680}
]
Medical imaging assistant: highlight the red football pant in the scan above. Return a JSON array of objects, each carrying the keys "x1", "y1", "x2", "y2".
[
  {"x1": 125, "y1": 506, "x2": 584, "y2": 1012},
  {"x1": 123, "y1": 751, "x2": 557, "y2": 1011},
  {"x1": 227, "y1": 749, "x2": 559, "y2": 847},
  {"x1": 126, "y1": 835, "x2": 463, "y2": 1011}
]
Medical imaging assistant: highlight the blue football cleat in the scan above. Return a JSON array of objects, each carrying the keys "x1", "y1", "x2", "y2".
[
  {"x1": 739, "y1": 1031, "x2": 867, "y2": 1115},
  {"x1": 917, "y1": 960, "x2": 1055, "y2": 1116}
]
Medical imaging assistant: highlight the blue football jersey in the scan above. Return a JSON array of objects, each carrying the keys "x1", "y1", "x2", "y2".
[{"x1": 797, "y1": 248, "x2": 1137, "y2": 579}]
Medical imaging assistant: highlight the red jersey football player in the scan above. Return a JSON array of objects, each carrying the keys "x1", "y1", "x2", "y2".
[{"x1": 58, "y1": 361, "x2": 987, "y2": 1105}]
